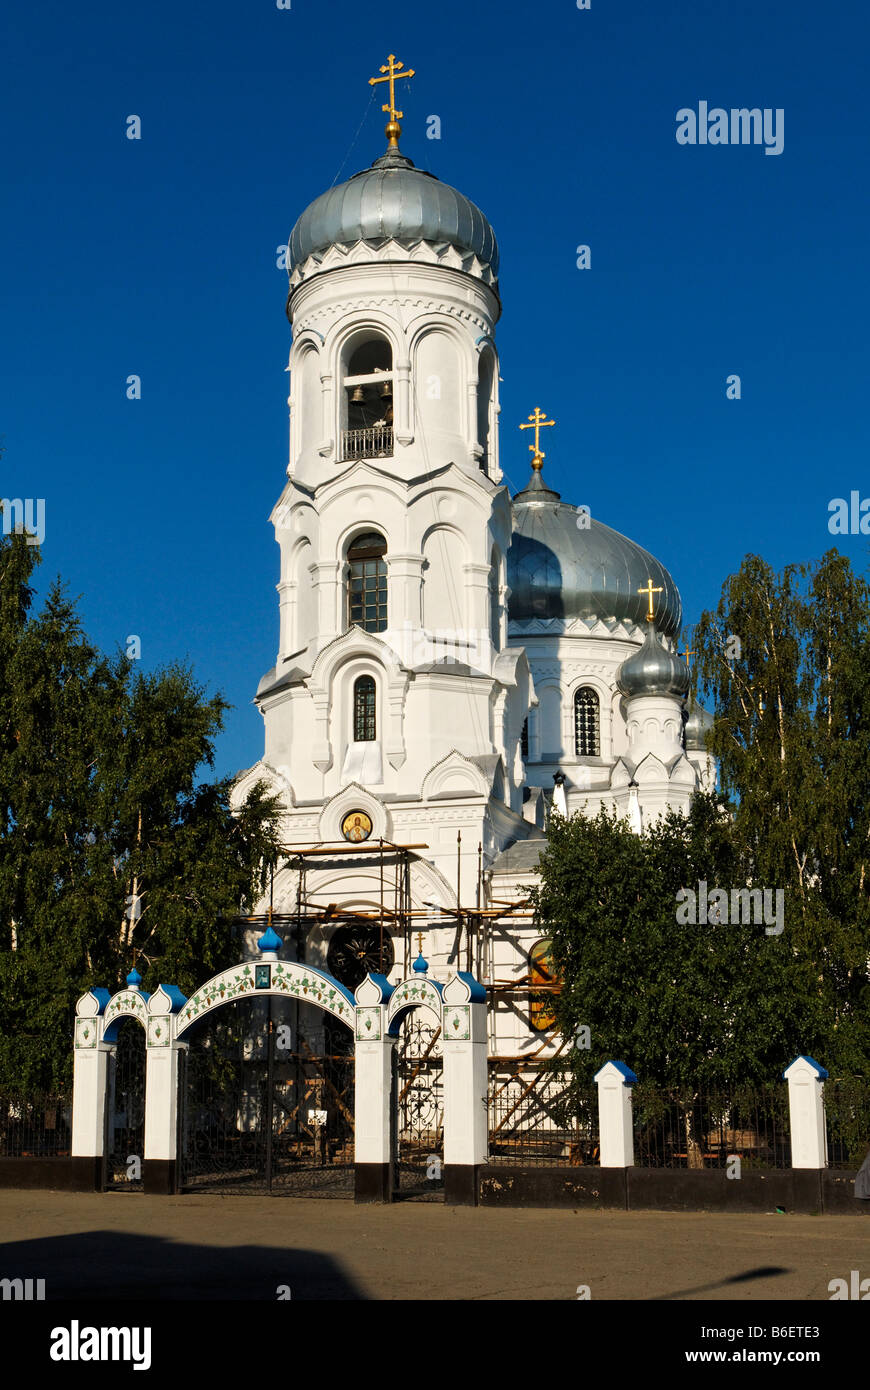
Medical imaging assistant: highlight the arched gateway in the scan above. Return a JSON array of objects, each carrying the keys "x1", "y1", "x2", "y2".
[
  {"x1": 176, "y1": 929, "x2": 356, "y2": 1196},
  {"x1": 72, "y1": 928, "x2": 488, "y2": 1203}
]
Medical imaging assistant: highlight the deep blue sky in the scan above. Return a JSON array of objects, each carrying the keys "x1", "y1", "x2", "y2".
[{"x1": 2, "y1": 0, "x2": 868, "y2": 778}]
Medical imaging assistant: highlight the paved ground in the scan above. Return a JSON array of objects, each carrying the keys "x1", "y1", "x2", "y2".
[{"x1": 2, "y1": 1192, "x2": 869, "y2": 1300}]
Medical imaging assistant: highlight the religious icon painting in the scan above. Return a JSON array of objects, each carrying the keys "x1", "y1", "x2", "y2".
[
  {"x1": 341, "y1": 809, "x2": 373, "y2": 843},
  {"x1": 529, "y1": 939, "x2": 558, "y2": 1031},
  {"x1": 255, "y1": 964, "x2": 271, "y2": 990}
]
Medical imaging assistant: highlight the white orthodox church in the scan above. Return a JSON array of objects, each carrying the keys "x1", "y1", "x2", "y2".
[{"x1": 232, "y1": 68, "x2": 715, "y2": 1060}]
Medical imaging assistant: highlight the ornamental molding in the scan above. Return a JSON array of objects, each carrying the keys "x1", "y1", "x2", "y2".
[
  {"x1": 74, "y1": 1018, "x2": 98, "y2": 1050},
  {"x1": 103, "y1": 990, "x2": 149, "y2": 1037},
  {"x1": 510, "y1": 616, "x2": 644, "y2": 641},
  {"x1": 289, "y1": 240, "x2": 497, "y2": 293},
  {"x1": 421, "y1": 749, "x2": 491, "y2": 801},
  {"x1": 530, "y1": 662, "x2": 618, "y2": 681},
  {"x1": 317, "y1": 783, "x2": 392, "y2": 843},
  {"x1": 293, "y1": 293, "x2": 491, "y2": 338},
  {"x1": 176, "y1": 961, "x2": 354, "y2": 1037},
  {"x1": 392, "y1": 805, "x2": 487, "y2": 826},
  {"x1": 387, "y1": 976, "x2": 443, "y2": 1031}
]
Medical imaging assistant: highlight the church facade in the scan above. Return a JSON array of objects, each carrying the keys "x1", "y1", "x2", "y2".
[{"x1": 232, "y1": 69, "x2": 715, "y2": 1062}]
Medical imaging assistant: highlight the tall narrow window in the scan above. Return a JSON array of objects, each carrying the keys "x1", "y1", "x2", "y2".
[
  {"x1": 353, "y1": 675, "x2": 376, "y2": 742},
  {"x1": 574, "y1": 687, "x2": 600, "y2": 756},
  {"x1": 521, "y1": 718, "x2": 529, "y2": 758},
  {"x1": 347, "y1": 532, "x2": 387, "y2": 633}
]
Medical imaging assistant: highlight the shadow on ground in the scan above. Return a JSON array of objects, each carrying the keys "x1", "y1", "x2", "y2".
[
  {"x1": 0, "y1": 1229, "x2": 364, "y2": 1300},
  {"x1": 651, "y1": 1265, "x2": 792, "y2": 1300}
]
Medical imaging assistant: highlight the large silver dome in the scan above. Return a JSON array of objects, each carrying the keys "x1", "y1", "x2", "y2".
[
  {"x1": 507, "y1": 469, "x2": 682, "y2": 636},
  {"x1": 288, "y1": 148, "x2": 499, "y2": 279}
]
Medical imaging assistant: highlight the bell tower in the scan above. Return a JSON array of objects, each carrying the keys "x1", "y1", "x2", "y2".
[{"x1": 254, "y1": 55, "x2": 532, "y2": 834}]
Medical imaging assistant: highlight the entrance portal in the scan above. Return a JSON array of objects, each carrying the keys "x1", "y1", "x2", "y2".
[
  {"x1": 104, "y1": 1018, "x2": 146, "y2": 1191},
  {"x1": 178, "y1": 996, "x2": 354, "y2": 1197},
  {"x1": 394, "y1": 1017, "x2": 444, "y2": 1200}
]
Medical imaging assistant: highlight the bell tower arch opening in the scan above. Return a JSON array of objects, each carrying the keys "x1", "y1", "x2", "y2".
[{"x1": 340, "y1": 336, "x2": 394, "y2": 461}]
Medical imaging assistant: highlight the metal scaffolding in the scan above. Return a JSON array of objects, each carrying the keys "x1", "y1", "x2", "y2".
[{"x1": 231, "y1": 838, "x2": 556, "y2": 1064}]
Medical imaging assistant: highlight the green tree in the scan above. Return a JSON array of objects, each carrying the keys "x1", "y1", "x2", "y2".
[
  {"x1": 0, "y1": 528, "x2": 282, "y2": 1091},
  {"x1": 534, "y1": 796, "x2": 814, "y2": 1095},
  {"x1": 692, "y1": 550, "x2": 870, "y2": 1074}
]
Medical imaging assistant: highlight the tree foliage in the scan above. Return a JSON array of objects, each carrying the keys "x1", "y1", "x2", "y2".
[
  {"x1": 693, "y1": 550, "x2": 870, "y2": 1073},
  {"x1": 534, "y1": 796, "x2": 817, "y2": 1089},
  {"x1": 0, "y1": 530, "x2": 282, "y2": 1091},
  {"x1": 535, "y1": 549, "x2": 870, "y2": 1087}
]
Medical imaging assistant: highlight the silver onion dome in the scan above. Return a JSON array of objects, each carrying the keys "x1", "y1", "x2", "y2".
[
  {"x1": 684, "y1": 696, "x2": 714, "y2": 749},
  {"x1": 288, "y1": 148, "x2": 499, "y2": 280},
  {"x1": 616, "y1": 622, "x2": 691, "y2": 699},
  {"x1": 507, "y1": 467, "x2": 682, "y2": 637}
]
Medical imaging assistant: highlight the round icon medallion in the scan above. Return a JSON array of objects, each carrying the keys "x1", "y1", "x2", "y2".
[{"x1": 341, "y1": 809, "x2": 373, "y2": 843}]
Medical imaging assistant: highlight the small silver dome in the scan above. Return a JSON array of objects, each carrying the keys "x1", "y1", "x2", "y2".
[
  {"x1": 507, "y1": 469, "x2": 681, "y2": 636},
  {"x1": 684, "y1": 696, "x2": 714, "y2": 749},
  {"x1": 288, "y1": 148, "x2": 499, "y2": 279},
  {"x1": 616, "y1": 623, "x2": 690, "y2": 699}
]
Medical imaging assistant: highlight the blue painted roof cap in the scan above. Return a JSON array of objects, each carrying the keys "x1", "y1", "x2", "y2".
[
  {"x1": 412, "y1": 952, "x2": 428, "y2": 974},
  {"x1": 456, "y1": 971, "x2": 487, "y2": 1002},
  {"x1": 257, "y1": 926, "x2": 284, "y2": 953},
  {"x1": 126, "y1": 968, "x2": 142, "y2": 988},
  {"x1": 783, "y1": 1055, "x2": 829, "y2": 1080},
  {"x1": 594, "y1": 1059, "x2": 638, "y2": 1086}
]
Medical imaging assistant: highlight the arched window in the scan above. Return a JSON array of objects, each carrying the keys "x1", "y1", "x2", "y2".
[
  {"x1": 347, "y1": 532, "x2": 387, "y2": 633},
  {"x1": 353, "y1": 675, "x2": 376, "y2": 742},
  {"x1": 341, "y1": 338, "x2": 393, "y2": 460},
  {"x1": 574, "y1": 687, "x2": 600, "y2": 757},
  {"x1": 529, "y1": 939, "x2": 558, "y2": 1032}
]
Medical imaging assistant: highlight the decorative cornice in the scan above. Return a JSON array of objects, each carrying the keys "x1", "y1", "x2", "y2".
[
  {"x1": 288, "y1": 239, "x2": 498, "y2": 294},
  {"x1": 291, "y1": 293, "x2": 491, "y2": 338}
]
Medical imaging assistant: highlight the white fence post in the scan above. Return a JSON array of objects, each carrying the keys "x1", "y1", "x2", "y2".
[
  {"x1": 143, "y1": 985, "x2": 188, "y2": 1194},
  {"x1": 71, "y1": 989, "x2": 112, "y2": 1189},
  {"x1": 783, "y1": 1055, "x2": 828, "y2": 1168},
  {"x1": 354, "y1": 974, "x2": 395, "y2": 1202},
  {"x1": 441, "y1": 972, "x2": 488, "y2": 1205},
  {"x1": 594, "y1": 1060, "x2": 638, "y2": 1167}
]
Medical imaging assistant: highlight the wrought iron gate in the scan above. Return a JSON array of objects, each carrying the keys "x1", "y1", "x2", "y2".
[
  {"x1": 393, "y1": 1019, "x2": 444, "y2": 1200},
  {"x1": 104, "y1": 1019, "x2": 146, "y2": 1190},
  {"x1": 178, "y1": 998, "x2": 354, "y2": 1196}
]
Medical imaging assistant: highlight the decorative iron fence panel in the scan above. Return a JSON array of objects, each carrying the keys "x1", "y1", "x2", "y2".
[
  {"x1": 488, "y1": 1063, "x2": 599, "y2": 1166},
  {"x1": 179, "y1": 998, "x2": 354, "y2": 1197},
  {"x1": 824, "y1": 1077, "x2": 870, "y2": 1169},
  {"x1": 0, "y1": 1093, "x2": 72, "y2": 1157},
  {"x1": 633, "y1": 1084, "x2": 791, "y2": 1169},
  {"x1": 340, "y1": 426, "x2": 393, "y2": 461},
  {"x1": 394, "y1": 1020, "x2": 443, "y2": 1199},
  {"x1": 104, "y1": 1019, "x2": 146, "y2": 1190}
]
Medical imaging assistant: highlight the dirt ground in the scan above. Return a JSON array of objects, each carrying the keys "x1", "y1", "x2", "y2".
[{"x1": 1, "y1": 1191, "x2": 869, "y2": 1300}]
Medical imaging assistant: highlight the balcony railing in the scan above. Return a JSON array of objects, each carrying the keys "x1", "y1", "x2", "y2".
[{"x1": 340, "y1": 426, "x2": 393, "y2": 461}]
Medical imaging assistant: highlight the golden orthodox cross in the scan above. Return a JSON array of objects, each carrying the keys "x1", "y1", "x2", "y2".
[
  {"x1": 638, "y1": 579, "x2": 663, "y2": 621},
  {"x1": 680, "y1": 644, "x2": 695, "y2": 664},
  {"x1": 416, "y1": 931, "x2": 424, "y2": 955},
  {"x1": 369, "y1": 54, "x2": 415, "y2": 146},
  {"x1": 519, "y1": 407, "x2": 555, "y2": 470}
]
